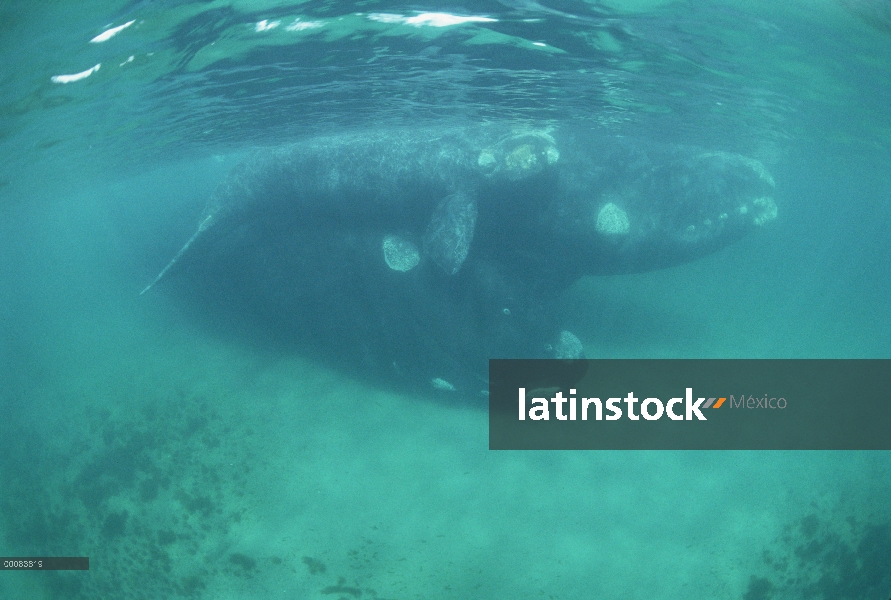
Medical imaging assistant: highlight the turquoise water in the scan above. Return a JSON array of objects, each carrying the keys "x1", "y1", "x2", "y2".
[{"x1": 1, "y1": 1, "x2": 890, "y2": 598}]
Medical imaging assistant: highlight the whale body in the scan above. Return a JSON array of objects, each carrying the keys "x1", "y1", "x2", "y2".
[{"x1": 143, "y1": 125, "x2": 777, "y2": 395}]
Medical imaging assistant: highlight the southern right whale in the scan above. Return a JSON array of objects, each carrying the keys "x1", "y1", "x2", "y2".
[{"x1": 142, "y1": 125, "x2": 777, "y2": 395}]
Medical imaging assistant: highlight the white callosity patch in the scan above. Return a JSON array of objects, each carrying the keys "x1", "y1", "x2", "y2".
[
  {"x1": 697, "y1": 152, "x2": 777, "y2": 228},
  {"x1": 553, "y1": 330, "x2": 584, "y2": 359},
  {"x1": 477, "y1": 149, "x2": 497, "y2": 172},
  {"x1": 382, "y1": 235, "x2": 420, "y2": 272},
  {"x1": 431, "y1": 377, "x2": 456, "y2": 391},
  {"x1": 753, "y1": 196, "x2": 778, "y2": 226},
  {"x1": 698, "y1": 152, "x2": 776, "y2": 188},
  {"x1": 595, "y1": 202, "x2": 630, "y2": 235},
  {"x1": 477, "y1": 131, "x2": 559, "y2": 180},
  {"x1": 740, "y1": 155, "x2": 776, "y2": 188}
]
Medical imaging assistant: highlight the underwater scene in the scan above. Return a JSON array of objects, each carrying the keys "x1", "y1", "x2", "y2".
[{"x1": 1, "y1": 0, "x2": 889, "y2": 598}]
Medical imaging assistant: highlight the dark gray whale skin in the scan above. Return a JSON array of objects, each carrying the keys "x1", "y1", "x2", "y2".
[{"x1": 145, "y1": 125, "x2": 777, "y2": 396}]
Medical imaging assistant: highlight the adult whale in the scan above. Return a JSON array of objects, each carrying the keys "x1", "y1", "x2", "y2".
[{"x1": 142, "y1": 125, "x2": 777, "y2": 396}]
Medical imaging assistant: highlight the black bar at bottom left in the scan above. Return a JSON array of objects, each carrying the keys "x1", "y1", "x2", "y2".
[{"x1": 1, "y1": 557, "x2": 89, "y2": 570}]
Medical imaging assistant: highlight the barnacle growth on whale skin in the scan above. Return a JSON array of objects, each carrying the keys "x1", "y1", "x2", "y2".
[
  {"x1": 477, "y1": 131, "x2": 559, "y2": 179},
  {"x1": 595, "y1": 202, "x2": 630, "y2": 236},
  {"x1": 431, "y1": 377, "x2": 456, "y2": 391},
  {"x1": 696, "y1": 152, "x2": 776, "y2": 188},
  {"x1": 752, "y1": 196, "x2": 778, "y2": 226},
  {"x1": 505, "y1": 144, "x2": 538, "y2": 171},
  {"x1": 694, "y1": 152, "x2": 777, "y2": 227},
  {"x1": 553, "y1": 330, "x2": 584, "y2": 359},
  {"x1": 382, "y1": 235, "x2": 420, "y2": 272},
  {"x1": 477, "y1": 149, "x2": 497, "y2": 172}
]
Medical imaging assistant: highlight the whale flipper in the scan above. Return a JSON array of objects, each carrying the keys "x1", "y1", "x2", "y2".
[{"x1": 423, "y1": 191, "x2": 478, "y2": 275}]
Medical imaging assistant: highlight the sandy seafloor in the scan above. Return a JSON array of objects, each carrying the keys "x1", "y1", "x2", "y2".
[{"x1": 1, "y1": 133, "x2": 889, "y2": 600}]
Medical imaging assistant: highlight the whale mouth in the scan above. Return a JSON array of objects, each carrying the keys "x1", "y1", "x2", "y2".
[{"x1": 657, "y1": 152, "x2": 777, "y2": 246}]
